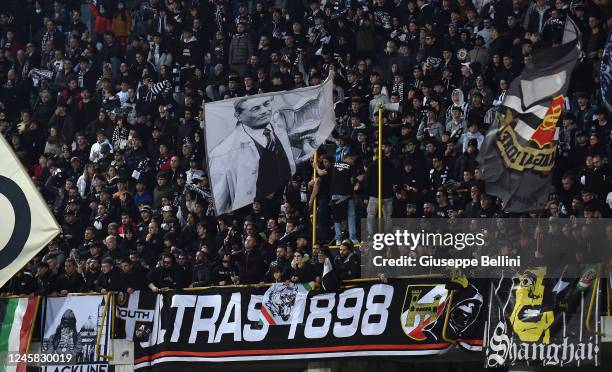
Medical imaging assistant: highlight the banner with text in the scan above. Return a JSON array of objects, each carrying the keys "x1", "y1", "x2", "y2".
[
  {"x1": 484, "y1": 267, "x2": 601, "y2": 368},
  {"x1": 133, "y1": 278, "x2": 487, "y2": 369}
]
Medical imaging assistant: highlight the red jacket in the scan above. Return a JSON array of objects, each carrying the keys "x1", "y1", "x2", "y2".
[{"x1": 89, "y1": 4, "x2": 112, "y2": 35}]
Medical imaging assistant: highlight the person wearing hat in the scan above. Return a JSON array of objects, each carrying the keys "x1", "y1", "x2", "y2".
[
  {"x1": 153, "y1": 172, "x2": 172, "y2": 210},
  {"x1": 160, "y1": 205, "x2": 180, "y2": 234},
  {"x1": 228, "y1": 22, "x2": 254, "y2": 77},
  {"x1": 458, "y1": 62, "x2": 476, "y2": 95},
  {"x1": 445, "y1": 105, "x2": 467, "y2": 138},
  {"x1": 315, "y1": 246, "x2": 339, "y2": 291},
  {"x1": 186, "y1": 155, "x2": 205, "y2": 185},
  {"x1": 205, "y1": 63, "x2": 228, "y2": 101}
]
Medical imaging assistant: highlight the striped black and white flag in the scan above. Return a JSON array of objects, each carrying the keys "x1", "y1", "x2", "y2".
[
  {"x1": 115, "y1": 291, "x2": 157, "y2": 342},
  {"x1": 478, "y1": 18, "x2": 581, "y2": 212}
]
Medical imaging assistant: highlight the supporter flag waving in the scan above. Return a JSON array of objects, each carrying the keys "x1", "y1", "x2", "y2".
[
  {"x1": 0, "y1": 135, "x2": 60, "y2": 288},
  {"x1": 478, "y1": 18, "x2": 582, "y2": 212},
  {"x1": 205, "y1": 75, "x2": 335, "y2": 215}
]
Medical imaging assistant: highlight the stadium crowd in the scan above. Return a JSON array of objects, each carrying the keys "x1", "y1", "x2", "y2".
[{"x1": 0, "y1": 0, "x2": 610, "y2": 296}]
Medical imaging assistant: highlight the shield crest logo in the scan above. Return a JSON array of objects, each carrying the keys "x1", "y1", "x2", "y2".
[{"x1": 400, "y1": 284, "x2": 449, "y2": 341}]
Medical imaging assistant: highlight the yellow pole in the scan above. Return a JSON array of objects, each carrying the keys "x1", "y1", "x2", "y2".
[
  {"x1": 378, "y1": 104, "x2": 383, "y2": 233},
  {"x1": 311, "y1": 150, "x2": 318, "y2": 245}
]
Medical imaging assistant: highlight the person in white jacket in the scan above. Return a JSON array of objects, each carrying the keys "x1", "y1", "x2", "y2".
[
  {"x1": 89, "y1": 130, "x2": 114, "y2": 163},
  {"x1": 460, "y1": 122, "x2": 485, "y2": 153}
]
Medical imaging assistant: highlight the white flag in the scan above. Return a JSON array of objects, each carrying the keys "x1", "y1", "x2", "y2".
[
  {"x1": 260, "y1": 282, "x2": 312, "y2": 325},
  {"x1": 204, "y1": 74, "x2": 335, "y2": 215},
  {"x1": 0, "y1": 135, "x2": 60, "y2": 288}
]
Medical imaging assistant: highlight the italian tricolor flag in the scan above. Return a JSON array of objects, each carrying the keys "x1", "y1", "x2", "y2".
[
  {"x1": 0, "y1": 297, "x2": 39, "y2": 372},
  {"x1": 260, "y1": 282, "x2": 313, "y2": 326}
]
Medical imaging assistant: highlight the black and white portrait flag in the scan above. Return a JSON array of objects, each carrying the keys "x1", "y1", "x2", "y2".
[{"x1": 204, "y1": 75, "x2": 335, "y2": 215}]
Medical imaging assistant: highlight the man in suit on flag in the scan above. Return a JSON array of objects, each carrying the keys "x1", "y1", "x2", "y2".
[{"x1": 208, "y1": 96, "x2": 295, "y2": 214}]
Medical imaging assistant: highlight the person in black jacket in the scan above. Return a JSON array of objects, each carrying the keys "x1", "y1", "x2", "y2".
[
  {"x1": 35, "y1": 261, "x2": 56, "y2": 296},
  {"x1": 191, "y1": 250, "x2": 213, "y2": 287},
  {"x1": 96, "y1": 257, "x2": 122, "y2": 293},
  {"x1": 119, "y1": 258, "x2": 148, "y2": 293},
  {"x1": 266, "y1": 244, "x2": 290, "y2": 282},
  {"x1": 333, "y1": 241, "x2": 361, "y2": 280},
  {"x1": 3, "y1": 268, "x2": 36, "y2": 295},
  {"x1": 231, "y1": 235, "x2": 266, "y2": 284},
  {"x1": 212, "y1": 254, "x2": 235, "y2": 286},
  {"x1": 83, "y1": 258, "x2": 101, "y2": 291},
  {"x1": 147, "y1": 253, "x2": 181, "y2": 292},
  {"x1": 55, "y1": 259, "x2": 85, "y2": 295},
  {"x1": 176, "y1": 252, "x2": 193, "y2": 289}
]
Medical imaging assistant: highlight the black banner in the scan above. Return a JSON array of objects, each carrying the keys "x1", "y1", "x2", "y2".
[
  {"x1": 484, "y1": 267, "x2": 601, "y2": 367},
  {"x1": 133, "y1": 278, "x2": 487, "y2": 369}
]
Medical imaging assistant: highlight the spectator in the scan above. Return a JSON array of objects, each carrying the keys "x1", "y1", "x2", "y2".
[
  {"x1": 147, "y1": 253, "x2": 181, "y2": 292},
  {"x1": 333, "y1": 241, "x2": 360, "y2": 280},
  {"x1": 54, "y1": 258, "x2": 85, "y2": 295}
]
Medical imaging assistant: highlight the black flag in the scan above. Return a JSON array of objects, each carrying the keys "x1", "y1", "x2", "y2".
[{"x1": 477, "y1": 18, "x2": 581, "y2": 212}]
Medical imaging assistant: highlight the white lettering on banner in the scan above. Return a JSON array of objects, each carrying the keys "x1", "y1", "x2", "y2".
[
  {"x1": 171, "y1": 295, "x2": 197, "y2": 342},
  {"x1": 486, "y1": 321, "x2": 599, "y2": 367},
  {"x1": 361, "y1": 284, "x2": 393, "y2": 336},
  {"x1": 304, "y1": 293, "x2": 336, "y2": 338},
  {"x1": 243, "y1": 295, "x2": 268, "y2": 342},
  {"x1": 214, "y1": 293, "x2": 242, "y2": 343},
  {"x1": 189, "y1": 295, "x2": 222, "y2": 343},
  {"x1": 43, "y1": 365, "x2": 108, "y2": 372},
  {"x1": 148, "y1": 284, "x2": 395, "y2": 344},
  {"x1": 333, "y1": 288, "x2": 364, "y2": 338}
]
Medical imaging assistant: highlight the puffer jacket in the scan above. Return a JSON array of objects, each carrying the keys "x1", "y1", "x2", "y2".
[{"x1": 228, "y1": 33, "x2": 254, "y2": 66}]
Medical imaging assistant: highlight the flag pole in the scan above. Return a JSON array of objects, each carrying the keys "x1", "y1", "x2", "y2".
[
  {"x1": 378, "y1": 103, "x2": 383, "y2": 233},
  {"x1": 311, "y1": 150, "x2": 318, "y2": 245}
]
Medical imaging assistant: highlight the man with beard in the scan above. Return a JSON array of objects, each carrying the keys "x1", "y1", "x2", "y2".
[
  {"x1": 83, "y1": 258, "x2": 101, "y2": 291},
  {"x1": 191, "y1": 250, "x2": 213, "y2": 287},
  {"x1": 147, "y1": 253, "x2": 181, "y2": 292},
  {"x1": 266, "y1": 244, "x2": 291, "y2": 282}
]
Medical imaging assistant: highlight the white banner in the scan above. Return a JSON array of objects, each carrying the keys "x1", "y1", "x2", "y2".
[
  {"x1": 204, "y1": 75, "x2": 335, "y2": 214},
  {"x1": 0, "y1": 135, "x2": 60, "y2": 288},
  {"x1": 42, "y1": 295, "x2": 113, "y2": 364}
]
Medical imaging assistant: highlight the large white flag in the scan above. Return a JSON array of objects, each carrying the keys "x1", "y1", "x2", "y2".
[
  {"x1": 204, "y1": 75, "x2": 335, "y2": 215},
  {"x1": 0, "y1": 135, "x2": 60, "y2": 288}
]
